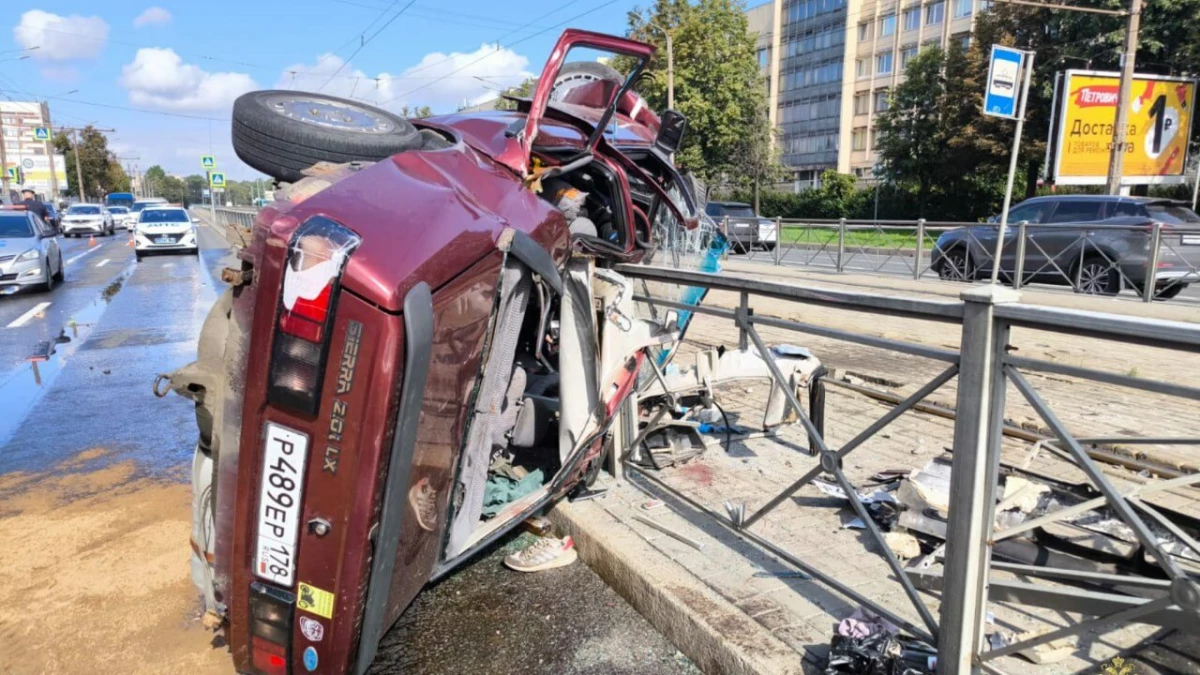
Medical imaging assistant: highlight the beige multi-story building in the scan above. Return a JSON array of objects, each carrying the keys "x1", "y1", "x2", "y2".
[
  {"x1": 0, "y1": 101, "x2": 66, "y2": 199},
  {"x1": 748, "y1": 0, "x2": 985, "y2": 190}
]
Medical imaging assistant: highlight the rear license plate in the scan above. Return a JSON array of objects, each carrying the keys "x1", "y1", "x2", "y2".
[
  {"x1": 255, "y1": 423, "x2": 310, "y2": 586},
  {"x1": 155, "y1": 236, "x2": 173, "y2": 244}
]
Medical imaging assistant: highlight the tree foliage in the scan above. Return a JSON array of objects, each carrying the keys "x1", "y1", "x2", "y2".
[
  {"x1": 494, "y1": 77, "x2": 537, "y2": 111},
  {"x1": 625, "y1": 0, "x2": 780, "y2": 185},
  {"x1": 51, "y1": 125, "x2": 129, "y2": 200}
]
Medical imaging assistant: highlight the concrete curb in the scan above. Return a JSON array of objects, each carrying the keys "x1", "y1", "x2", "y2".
[{"x1": 548, "y1": 498, "x2": 807, "y2": 675}]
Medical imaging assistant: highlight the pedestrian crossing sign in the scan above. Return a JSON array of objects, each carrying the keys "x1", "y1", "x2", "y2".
[
  {"x1": 33, "y1": 127, "x2": 50, "y2": 141},
  {"x1": 201, "y1": 155, "x2": 216, "y2": 170},
  {"x1": 209, "y1": 171, "x2": 226, "y2": 188}
]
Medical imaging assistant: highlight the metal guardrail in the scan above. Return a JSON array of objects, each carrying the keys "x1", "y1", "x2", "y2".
[
  {"x1": 206, "y1": 207, "x2": 258, "y2": 248},
  {"x1": 725, "y1": 216, "x2": 1200, "y2": 303},
  {"x1": 617, "y1": 263, "x2": 1200, "y2": 673}
]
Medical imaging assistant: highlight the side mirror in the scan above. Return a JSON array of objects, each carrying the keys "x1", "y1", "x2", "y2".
[{"x1": 655, "y1": 110, "x2": 687, "y2": 155}]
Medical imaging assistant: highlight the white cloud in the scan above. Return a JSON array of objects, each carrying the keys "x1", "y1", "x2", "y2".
[
  {"x1": 276, "y1": 44, "x2": 533, "y2": 114},
  {"x1": 13, "y1": 10, "x2": 109, "y2": 62},
  {"x1": 120, "y1": 48, "x2": 257, "y2": 112},
  {"x1": 133, "y1": 7, "x2": 172, "y2": 28}
]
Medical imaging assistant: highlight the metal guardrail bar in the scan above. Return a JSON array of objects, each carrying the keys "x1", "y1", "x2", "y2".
[
  {"x1": 632, "y1": 294, "x2": 960, "y2": 362},
  {"x1": 994, "y1": 302, "x2": 1200, "y2": 352},
  {"x1": 616, "y1": 264, "x2": 964, "y2": 322},
  {"x1": 1005, "y1": 353, "x2": 1200, "y2": 401}
]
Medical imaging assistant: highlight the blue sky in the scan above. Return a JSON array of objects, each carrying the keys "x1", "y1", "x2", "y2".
[{"x1": 1, "y1": 1, "x2": 643, "y2": 179}]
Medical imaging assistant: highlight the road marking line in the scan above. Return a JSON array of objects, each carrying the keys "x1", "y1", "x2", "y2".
[
  {"x1": 7, "y1": 301, "x2": 52, "y2": 329},
  {"x1": 96, "y1": 258, "x2": 111, "y2": 268},
  {"x1": 65, "y1": 246, "x2": 102, "y2": 266}
]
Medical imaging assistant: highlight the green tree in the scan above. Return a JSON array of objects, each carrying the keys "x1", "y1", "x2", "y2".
[
  {"x1": 625, "y1": 0, "x2": 780, "y2": 185},
  {"x1": 874, "y1": 48, "x2": 949, "y2": 214},
  {"x1": 400, "y1": 105, "x2": 433, "y2": 118},
  {"x1": 494, "y1": 77, "x2": 537, "y2": 111},
  {"x1": 51, "y1": 126, "x2": 128, "y2": 200},
  {"x1": 185, "y1": 175, "x2": 207, "y2": 204}
]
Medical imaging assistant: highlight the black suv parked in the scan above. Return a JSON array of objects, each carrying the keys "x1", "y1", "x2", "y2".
[{"x1": 932, "y1": 195, "x2": 1200, "y2": 299}]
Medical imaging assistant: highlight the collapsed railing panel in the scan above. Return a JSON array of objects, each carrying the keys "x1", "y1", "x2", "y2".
[{"x1": 618, "y1": 264, "x2": 1200, "y2": 673}]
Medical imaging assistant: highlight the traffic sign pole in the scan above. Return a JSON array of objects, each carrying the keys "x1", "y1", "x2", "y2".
[{"x1": 991, "y1": 50, "x2": 1035, "y2": 284}]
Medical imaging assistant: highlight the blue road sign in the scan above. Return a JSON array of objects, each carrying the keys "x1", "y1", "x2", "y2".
[
  {"x1": 33, "y1": 127, "x2": 50, "y2": 141},
  {"x1": 984, "y1": 45, "x2": 1024, "y2": 119},
  {"x1": 201, "y1": 155, "x2": 216, "y2": 170}
]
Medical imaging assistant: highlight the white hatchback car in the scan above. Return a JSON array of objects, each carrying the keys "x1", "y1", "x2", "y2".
[{"x1": 134, "y1": 206, "x2": 199, "y2": 260}]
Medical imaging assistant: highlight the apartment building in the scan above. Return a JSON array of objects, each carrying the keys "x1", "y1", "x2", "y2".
[
  {"x1": 0, "y1": 101, "x2": 67, "y2": 199},
  {"x1": 748, "y1": 0, "x2": 984, "y2": 190}
]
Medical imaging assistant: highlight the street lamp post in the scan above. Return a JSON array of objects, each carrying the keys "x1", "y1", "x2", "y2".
[{"x1": 648, "y1": 22, "x2": 674, "y2": 111}]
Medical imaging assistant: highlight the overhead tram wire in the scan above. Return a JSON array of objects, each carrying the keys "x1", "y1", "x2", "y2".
[{"x1": 318, "y1": 0, "x2": 418, "y2": 91}]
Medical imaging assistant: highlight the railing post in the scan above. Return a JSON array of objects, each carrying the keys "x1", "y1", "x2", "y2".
[
  {"x1": 774, "y1": 216, "x2": 782, "y2": 266},
  {"x1": 737, "y1": 291, "x2": 749, "y2": 351},
  {"x1": 1143, "y1": 221, "x2": 1162, "y2": 303},
  {"x1": 836, "y1": 217, "x2": 846, "y2": 272},
  {"x1": 913, "y1": 218, "x2": 926, "y2": 280},
  {"x1": 1013, "y1": 220, "x2": 1028, "y2": 290},
  {"x1": 939, "y1": 284, "x2": 1019, "y2": 674}
]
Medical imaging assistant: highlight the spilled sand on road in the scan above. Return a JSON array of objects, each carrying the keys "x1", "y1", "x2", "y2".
[{"x1": 0, "y1": 449, "x2": 230, "y2": 674}]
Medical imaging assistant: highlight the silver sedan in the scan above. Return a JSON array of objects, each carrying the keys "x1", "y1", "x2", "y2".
[{"x1": 0, "y1": 209, "x2": 64, "y2": 294}]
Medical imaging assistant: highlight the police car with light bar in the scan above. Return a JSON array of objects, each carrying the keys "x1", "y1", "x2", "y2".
[{"x1": 134, "y1": 206, "x2": 200, "y2": 260}]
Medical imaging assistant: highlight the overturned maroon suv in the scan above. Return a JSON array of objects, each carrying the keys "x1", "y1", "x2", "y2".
[{"x1": 164, "y1": 29, "x2": 715, "y2": 675}]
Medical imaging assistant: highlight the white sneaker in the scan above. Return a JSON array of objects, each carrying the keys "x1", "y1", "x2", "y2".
[{"x1": 504, "y1": 535, "x2": 578, "y2": 572}]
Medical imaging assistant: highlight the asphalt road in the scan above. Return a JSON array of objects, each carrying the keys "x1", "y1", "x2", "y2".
[
  {"x1": 0, "y1": 220, "x2": 694, "y2": 674},
  {"x1": 736, "y1": 245, "x2": 1200, "y2": 305}
]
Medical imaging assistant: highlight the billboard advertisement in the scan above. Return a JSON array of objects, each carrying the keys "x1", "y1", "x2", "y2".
[{"x1": 1048, "y1": 70, "x2": 1196, "y2": 185}]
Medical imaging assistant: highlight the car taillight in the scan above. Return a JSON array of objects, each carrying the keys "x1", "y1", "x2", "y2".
[
  {"x1": 268, "y1": 216, "x2": 361, "y2": 415},
  {"x1": 249, "y1": 582, "x2": 295, "y2": 675}
]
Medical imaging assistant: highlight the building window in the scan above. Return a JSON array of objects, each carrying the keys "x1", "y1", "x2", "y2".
[
  {"x1": 927, "y1": 1, "x2": 945, "y2": 24},
  {"x1": 874, "y1": 89, "x2": 890, "y2": 111},
  {"x1": 879, "y1": 14, "x2": 896, "y2": 37},
  {"x1": 852, "y1": 128, "x2": 867, "y2": 151},
  {"x1": 954, "y1": 0, "x2": 972, "y2": 17},
  {"x1": 858, "y1": 22, "x2": 871, "y2": 41},
  {"x1": 957, "y1": 34, "x2": 971, "y2": 50},
  {"x1": 977, "y1": 0, "x2": 994, "y2": 11},
  {"x1": 854, "y1": 92, "x2": 869, "y2": 114},
  {"x1": 856, "y1": 58, "x2": 869, "y2": 78},
  {"x1": 876, "y1": 51, "x2": 894, "y2": 75},
  {"x1": 901, "y1": 45, "x2": 918, "y2": 67},
  {"x1": 903, "y1": 7, "x2": 920, "y2": 30},
  {"x1": 757, "y1": 49, "x2": 768, "y2": 68}
]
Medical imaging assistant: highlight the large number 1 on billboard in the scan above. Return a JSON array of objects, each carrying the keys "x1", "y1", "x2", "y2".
[{"x1": 1049, "y1": 70, "x2": 1196, "y2": 186}]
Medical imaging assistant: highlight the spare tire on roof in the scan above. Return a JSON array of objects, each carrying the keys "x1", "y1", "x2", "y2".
[{"x1": 231, "y1": 90, "x2": 422, "y2": 182}]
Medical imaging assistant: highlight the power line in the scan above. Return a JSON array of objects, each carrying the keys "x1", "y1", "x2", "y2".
[
  {"x1": 327, "y1": 0, "x2": 556, "y2": 31},
  {"x1": 382, "y1": 0, "x2": 618, "y2": 105},
  {"x1": 319, "y1": 0, "x2": 418, "y2": 90}
]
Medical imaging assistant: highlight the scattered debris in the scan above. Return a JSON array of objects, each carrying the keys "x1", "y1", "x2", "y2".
[
  {"x1": 632, "y1": 514, "x2": 705, "y2": 551},
  {"x1": 882, "y1": 532, "x2": 921, "y2": 560},
  {"x1": 752, "y1": 570, "x2": 812, "y2": 580},
  {"x1": 723, "y1": 500, "x2": 746, "y2": 527},
  {"x1": 836, "y1": 607, "x2": 897, "y2": 639},
  {"x1": 826, "y1": 609, "x2": 935, "y2": 674},
  {"x1": 997, "y1": 476, "x2": 1051, "y2": 514},
  {"x1": 987, "y1": 629, "x2": 1076, "y2": 664},
  {"x1": 639, "y1": 499, "x2": 665, "y2": 511},
  {"x1": 521, "y1": 515, "x2": 554, "y2": 536}
]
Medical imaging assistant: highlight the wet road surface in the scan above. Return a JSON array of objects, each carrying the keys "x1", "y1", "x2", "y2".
[{"x1": 0, "y1": 217, "x2": 696, "y2": 674}]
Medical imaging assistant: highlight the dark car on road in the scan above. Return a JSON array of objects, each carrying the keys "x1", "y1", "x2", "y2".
[
  {"x1": 705, "y1": 201, "x2": 770, "y2": 252},
  {"x1": 158, "y1": 30, "x2": 712, "y2": 675},
  {"x1": 932, "y1": 195, "x2": 1200, "y2": 299}
]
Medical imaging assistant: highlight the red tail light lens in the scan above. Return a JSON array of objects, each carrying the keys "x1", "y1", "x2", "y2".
[
  {"x1": 268, "y1": 216, "x2": 361, "y2": 414},
  {"x1": 249, "y1": 582, "x2": 294, "y2": 675}
]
